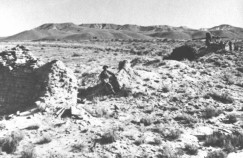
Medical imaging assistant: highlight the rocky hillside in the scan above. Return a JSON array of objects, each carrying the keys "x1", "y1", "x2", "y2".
[{"x1": 0, "y1": 23, "x2": 243, "y2": 41}]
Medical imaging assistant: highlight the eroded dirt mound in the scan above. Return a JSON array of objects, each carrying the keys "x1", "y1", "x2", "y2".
[{"x1": 0, "y1": 45, "x2": 77, "y2": 114}]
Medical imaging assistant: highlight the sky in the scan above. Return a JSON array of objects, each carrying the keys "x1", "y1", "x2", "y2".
[{"x1": 0, "y1": 0, "x2": 243, "y2": 36}]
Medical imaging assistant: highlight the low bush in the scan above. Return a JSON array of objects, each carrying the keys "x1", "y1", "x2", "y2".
[
  {"x1": 134, "y1": 138, "x2": 145, "y2": 146},
  {"x1": 205, "y1": 150, "x2": 227, "y2": 158},
  {"x1": 35, "y1": 134, "x2": 52, "y2": 145},
  {"x1": 161, "y1": 85, "x2": 170, "y2": 93},
  {"x1": 224, "y1": 114, "x2": 237, "y2": 124},
  {"x1": 140, "y1": 117, "x2": 152, "y2": 126},
  {"x1": 0, "y1": 130, "x2": 24, "y2": 154},
  {"x1": 156, "y1": 146, "x2": 182, "y2": 158},
  {"x1": 99, "y1": 131, "x2": 117, "y2": 144},
  {"x1": 20, "y1": 144, "x2": 37, "y2": 158},
  {"x1": 207, "y1": 92, "x2": 234, "y2": 104},
  {"x1": 70, "y1": 143, "x2": 85, "y2": 153},
  {"x1": 204, "y1": 107, "x2": 222, "y2": 119},
  {"x1": 204, "y1": 130, "x2": 243, "y2": 153},
  {"x1": 174, "y1": 113, "x2": 197, "y2": 126},
  {"x1": 72, "y1": 52, "x2": 82, "y2": 57},
  {"x1": 184, "y1": 144, "x2": 198, "y2": 155},
  {"x1": 153, "y1": 126, "x2": 182, "y2": 141}
]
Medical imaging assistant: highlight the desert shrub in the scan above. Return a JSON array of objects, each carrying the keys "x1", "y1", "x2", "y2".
[
  {"x1": 239, "y1": 106, "x2": 243, "y2": 111},
  {"x1": 174, "y1": 113, "x2": 197, "y2": 125},
  {"x1": 204, "y1": 107, "x2": 222, "y2": 119},
  {"x1": 146, "y1": 137, "x2": 162, "y2": 146},
  {"x1": 70, "y1": 143, "x2": 85, "y2": 153},
  {"x1": 0, "y1": 123, "x2": 6, "y2": 130},
  {"x1": 207, "y1": 92, "x2": 234, "y2": 104},
  {"x1": 99, "y1": 130, "x2": 117, "y2": 144},
  {"x1": 74, "y1": 69, "x2": 82, "y2": 73},
  {"x1": 35, "y1": 134, "x2": 52, "y2": 145},
  {"x1": 143, "y1": 59, "x2": 160, "y2": 66},
  {"x1": 20, "y1": 144, "x2": 37, "y2": 158},
  {"x1": 205, "y1": 150, "x2": 227, "y2": 158},
  {"x1": 156, "y1": 146, "x2": 182, "y2": 158},
  {"x1": 23, "y1": 124, "x2": 40, "y2": 130},
  {"x1": 11, "y1": 130, "x2": 24, "y2": 142},
  {"x1": 204, "y1": 130, "x2": 243, "y2": 153},
  {"x1": 225, "y1": 107, "x2": 233, "y2": 112},
  {"x1": 161, "y1": 85, "x2": 170, "y2": 93},
  {"x1": 119, "y1": 87, "x2": 133, "y2": 97},
  {"x1": 95, "y1": 107, "x2": 108, "y2": 118},
  {"x1": 72, "y1": 52, "x2": 82, "y2": 57},
  {"x1": 1, "y1": 130, "x2": 24, "y2": 154},
  {"x1": 153, "y1": 126, "x2": 182, "y2": 141},
  {"x1": 165, "y1": 128, "x2": 182, "y2": 140},
  {"x1": 140, "y1": 117, "x2": 152, "y2": 126},
  {"x1": 1, "y1": 137, "x2": 19, "y2": 154},
  {"x1": 134, "y1": 138, "x2": 145, "y2": 146},
  {"x1": 164, "y1": 45, "x2": 197, "y2": 61},
  {"x1": 223, "y1": 74, "x2": 234, "y2": 85},
  {"x1": 205, "y1": 131, "x2": 227, "y2": 147},
  {"x1": 156, "y1": 50, "x2": 167, "y2": 56},
  {"x1": 184, "y1": 144, "x2": 198, "y2": 155},
  {"x1": 153, "y1": 138, "x2": 162, "y2": 145},
  {"x1": 47, "y1": 152, "x2": 66, "y2": 158},
  {"x1": 224, "y1": 114, "x2": 237, "y2": 124}
]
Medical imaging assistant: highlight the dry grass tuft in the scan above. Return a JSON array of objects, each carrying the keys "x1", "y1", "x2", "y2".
[{"x1": 0, "y1": 130, "x2": 24, "y2": 154}]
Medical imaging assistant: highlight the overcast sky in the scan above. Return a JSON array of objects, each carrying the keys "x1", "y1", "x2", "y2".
[{"x1": 0, "y1": 0, "x2": 242, "y2": 36}]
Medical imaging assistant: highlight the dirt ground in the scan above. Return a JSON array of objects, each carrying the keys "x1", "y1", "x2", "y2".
[{"x1": 0, "y1": 40, "x2": 243, "y2": 158}]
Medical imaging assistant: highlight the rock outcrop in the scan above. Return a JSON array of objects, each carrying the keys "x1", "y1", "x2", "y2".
[{"x1": 0, "y1": 45, "x2": 77, "y2": 114}]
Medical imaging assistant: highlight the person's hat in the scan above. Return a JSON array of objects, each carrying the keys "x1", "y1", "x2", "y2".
[{"x1": 103, "y1": 65, "x2": 108, "y2": 69}]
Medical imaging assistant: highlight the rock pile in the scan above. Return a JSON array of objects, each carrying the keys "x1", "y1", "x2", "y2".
[
  {"x1": 0, "y1": 45, "x2": 77, "y2": 114},
  {"x1": 78, "y1": 60, "x2": 161, "y2": 98}
]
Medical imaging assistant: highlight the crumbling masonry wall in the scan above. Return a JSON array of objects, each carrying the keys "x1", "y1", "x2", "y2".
[{"x1": 0, "y1": 45, "x2": 77, "y2": 114}]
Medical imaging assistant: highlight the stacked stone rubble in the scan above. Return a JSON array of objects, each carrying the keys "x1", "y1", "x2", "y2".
[
  {"x1": 35, "y1": 60, "x2": 78, "y2": 112},
  {"x1": 0, "y1": 45, "x2": 77, "y2": 114}
]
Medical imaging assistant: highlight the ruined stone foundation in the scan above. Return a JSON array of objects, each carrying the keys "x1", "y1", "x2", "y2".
[{"x1": 0, "y1": 45, "x2": 77, "y2": 114}]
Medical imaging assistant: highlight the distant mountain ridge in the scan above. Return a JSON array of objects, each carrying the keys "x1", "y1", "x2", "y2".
[{"x1": 1, "y1": 23, "x2": 243, "y2": 41}]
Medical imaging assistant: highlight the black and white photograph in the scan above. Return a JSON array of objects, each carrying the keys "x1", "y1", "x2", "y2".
[{"x1": 0, "y1": 0, "x2": 243, "y2": 157}]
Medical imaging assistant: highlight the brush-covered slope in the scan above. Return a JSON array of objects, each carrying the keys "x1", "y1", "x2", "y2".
[
  {"x1": 1, "y1": 23, "x2": 243, "y2": 41},
  {"x1": 209, "y1": 24, "x2": 243, "y2": 39}
]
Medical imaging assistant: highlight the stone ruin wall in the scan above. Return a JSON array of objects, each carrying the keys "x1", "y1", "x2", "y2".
[{"x1": 0, "y1": 45, "x2": 77, "y2": 114}]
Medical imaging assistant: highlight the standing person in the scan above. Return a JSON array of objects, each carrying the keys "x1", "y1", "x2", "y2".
[
  {"x1": 205, "y1": 32, "x2": 212, "y2": 47},
  {"x1": 99, "y1": 65, "x2": 116, "y2": 94},
  {"x1": 219, "y1": 40, "x2": 225, "y2": 50},
  {"x1": 229, "y1": 41, "x2": 232, "y2": 51}
]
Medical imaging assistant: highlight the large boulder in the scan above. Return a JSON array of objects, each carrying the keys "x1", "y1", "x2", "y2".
[{"x1": 0, "y1": 45, "x2": 77, "y2": 114}]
